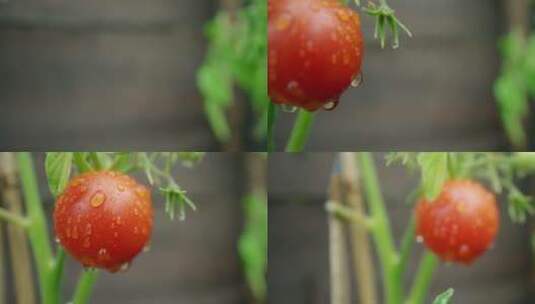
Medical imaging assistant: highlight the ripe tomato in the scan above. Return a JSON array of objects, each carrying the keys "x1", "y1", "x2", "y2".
[
  {"x1": 415, "y1": 180, "x2": 499, "y2": 264},
  {"x1": 54, "y1": 171, "x2": 153, "y2": 272},
  {"x1": 268, "y1": 0, "x2": 364, "y2": 111}
]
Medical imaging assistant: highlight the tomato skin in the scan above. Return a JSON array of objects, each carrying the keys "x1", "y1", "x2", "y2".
[
  {"x1": 54, "y1": 171, "x2": 153, "y2": 272},
  {"x1": 268, "y1": 0, "x2": 364, "y2": 111},
  {"x1": 415, "y1": 180, "x2": 499, "y2": 264}
]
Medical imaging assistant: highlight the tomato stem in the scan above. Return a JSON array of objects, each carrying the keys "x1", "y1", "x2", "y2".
[
  {"x1": 357, "y1": 152, "x2": 402, "y2": 304},
  {"x1": 17, "y1": 152, "x2": 58, "y2": 304},
  {"x1": 285, "y1": 110, "x2": 315, "y2": 152},
  {"x1": 406, "y1": 251, "x2": 439, "y2": 304},
  {"x1": 72, "y1": 269, "x2": 99, "y2": 304},
  {"x1": 397, "y1": 213, "x2": 416, "y2": 279}
]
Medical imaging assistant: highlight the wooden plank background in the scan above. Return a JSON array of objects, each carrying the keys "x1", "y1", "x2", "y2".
[
  {"x1": 268, "y1": 153, "x2": 534, "y2": 304},
  {"x1": 2, "y1": 153, "x2": 252, "y2": 304},
  {"x1": 0, "y1": 0, "x2": 236, "y2": 150},
  {"x1": 274, "y1": 0, "x2": 509, "y2": 151}
]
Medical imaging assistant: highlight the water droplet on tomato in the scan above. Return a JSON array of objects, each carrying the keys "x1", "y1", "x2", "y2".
[
  {"x1": 281, "y1": 104, "x2": 297, "y2": 113},
  {"x1": 351, "y1": 73, "x2": 363, "y2": 88},
  {"x1": 83, "y1": 238, "x2": 91, "y2": 248},
  {"x1": 90, "y1": 191, "x2": 106, "y2": 208},
  {"x1": 117, "y1": 184, "x2": 126, "y2": 192},
  {"x1": 322, "y1": 99, "x2": 339, "y2": 111},
  {"x1": 55, "y1": 237, "x2": 60, "y2": 243},
  {"x1": 459, "y1": 244, "x2": 470, "y2": 256},
  {"x1": 118, "y1": 262, "x2": 131, "y2": 273},
  {"x1": 416, "y1": 235, "x2": 424, "y2": 243}
]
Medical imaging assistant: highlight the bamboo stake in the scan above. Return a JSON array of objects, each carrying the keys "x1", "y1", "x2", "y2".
[
  {"x1": 0, "y1": 153, "x2": 36, "y2": 304},
  {"x1": 339, "y1": 152, "x2": 378, "y2": 304},
  {"x1": 327, "y1": 161, "x2": 351, "y2": 304}
]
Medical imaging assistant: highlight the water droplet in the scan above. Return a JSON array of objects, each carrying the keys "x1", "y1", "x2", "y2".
[
  {"x1": 287, "y1": 80, "x2": 299, "y2": 91},
  {"x1": 117, "y1": 184, "x2": 126, "y2": 192},
  {"x1": 322, "y1": 99, "x2": 339, "y2": 111},
  {"x1": 83, "y1": 238, "x2": 91, "y2": 248},
  {"x1": 459, "y1": 244, "x2": 470, "y2": 256},
  {"x1": 135, "y1": 188, "x2": 146, "y2": 198},
  {"x1": 90, "y1": 191, "x2": 106, "y2": 208},
  {"x1": 55, "y1": 237, "x2": 60, "y2": 243},
  {"x1": 281, "y1": 104, "x2": 297, "y2": 113},
  {"x1": 134, "y1": 226, "x2": 139, "y2": 234},
  {"x1": 118, "y1": 262, "x2": 131, "y2": 273},
  {"x1": 134, "y1": 208, "x2": 139, "y2": 216},
  {"x1": 416, "y1": 235, "x2": 424, "y2": 243},
  {"x1": 113, "y1": 232, "x2": 119, "y2": 238},
  {"x1": 143, "y1": 244, "x2": 151, "y2": 252},
  {"x1": 351, "y1": 73, "x2": 364, "y2": 88}
]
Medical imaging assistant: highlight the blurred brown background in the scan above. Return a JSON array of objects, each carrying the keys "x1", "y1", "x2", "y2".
[
  {"x1": 268, "y1": 153, "x2": 534, "y2": 304},
  {"x1": 1, "y1": 153, "x2": 254, "y2": 304},
  {"x1": 0, "y1": 1, "x2": 253, "y2": 150},
  {"x1": 274, "y1": 0, "x2": 511, "y2": 151}
]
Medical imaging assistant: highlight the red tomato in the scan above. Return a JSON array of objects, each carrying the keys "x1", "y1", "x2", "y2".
[
  {"x1": 54, "y1": 171, "x2": 153, "y2": 272},
  {"x1": 268, "y1": 0, "x2": 364, "y2": 111},
  {"x1": 415, "y1": 180, "x2": 499, "y2": 264}
]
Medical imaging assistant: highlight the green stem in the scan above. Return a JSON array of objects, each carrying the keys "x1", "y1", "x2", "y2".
[
  {"x1": 406, "y1": 251, "x2": 439, "y2": 304},
  {"x1": 285, "y1": 110, "x2": 315, "y2": 152},
  {"x1": 0, "y1": 208, "x2": 29, "y2": 227},
  {"x1": 397, "y1": 213, "x2": 416, "y2": 280},
  {"x1": 51, "y1": 247, "x2": 66, "y2": 300},
  {"x1": 72, "y1": 270, "x2": 99, "y2": 304},
  {"x1": 267, "y1": 102, "x2": 278, "y2": 152},
  {"x1": 357, "y1": 152, "x2": 402, "y2": 304},
  {"x1": 17, "y1": 152, "x2": 58, "y2": 304}
]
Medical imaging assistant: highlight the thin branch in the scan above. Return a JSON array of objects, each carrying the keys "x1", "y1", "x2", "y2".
[{"x1": 325, "y1": 201, "x2": 371, "y2": 228}]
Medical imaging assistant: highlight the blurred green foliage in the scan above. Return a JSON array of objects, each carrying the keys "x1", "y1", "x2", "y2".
[
  {"x1": 494, "y1": 30, "x2": 535, "y2": 149},
  {"x1": 238, "y1": 193, "x2": 267, "y2": 302},
  {"x1": 198, "y1": 0, "x2": 268, "y2": 143}
]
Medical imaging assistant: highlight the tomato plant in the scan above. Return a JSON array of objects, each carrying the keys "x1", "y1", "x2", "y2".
[
  {"x1": 415, "y1": 180, "x2": 499, "y2": 264},
  {"x1": 325, "y1": 152, "x2": 535, "y2": 304},
  {"x1": 54, "y1": 171, "x2": 153, "y2": 272},
  {"x1": 0, "y1": 152, "x2": 203, "y2": 304},
  {"x1": 268, "y1": 0, "x2": 412, "y2": 152}
]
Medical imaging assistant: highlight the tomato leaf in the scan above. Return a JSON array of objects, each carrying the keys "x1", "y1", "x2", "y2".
[
  {"x1": 45, "y1": 152, "x2": 73, "y2": 197},
  {"x1": 418, "y1": 153, "x2": 449, "y2": 200},
  {"x1": 432, "y1": 288, "x2": 454, "y2": 304}
]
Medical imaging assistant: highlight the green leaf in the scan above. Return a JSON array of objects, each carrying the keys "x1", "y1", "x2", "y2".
[
  {"x1": 45, "y1": 152, "x2": 73, "y2": 197},
  {"x1": 432, "y1": 288, "x2": 454, "y2": 304},
  {"x1": 418, "y1": 153, "x2": 449, "y2": 200}
]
